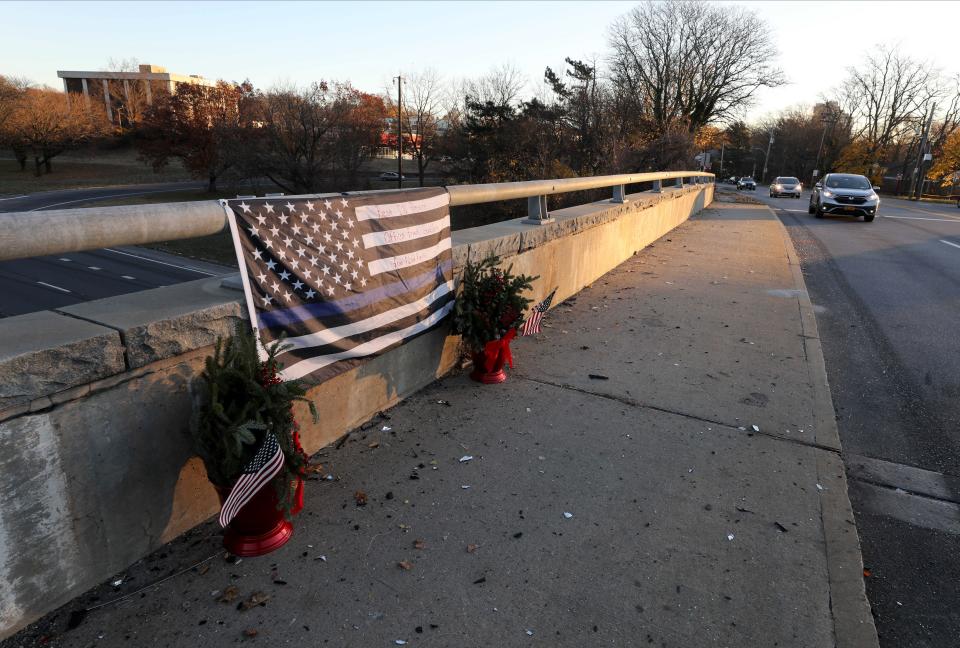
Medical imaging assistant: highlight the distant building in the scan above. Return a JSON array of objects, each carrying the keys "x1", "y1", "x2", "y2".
[{"x1": 57, "y1": 64, "x2": 217, "y2": 127}]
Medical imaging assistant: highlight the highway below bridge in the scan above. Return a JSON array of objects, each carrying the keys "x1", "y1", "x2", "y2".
[
  {"x1": 750, "y1": 186, "x2": 960, "y2": 648},
  {"x1": 0, "y1": 182, "x2": 235, "y2": 318}
]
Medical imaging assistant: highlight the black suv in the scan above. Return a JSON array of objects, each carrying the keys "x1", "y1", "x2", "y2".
[{"x1": 808, "y1": 173, "x2": 880, "y2": 222}]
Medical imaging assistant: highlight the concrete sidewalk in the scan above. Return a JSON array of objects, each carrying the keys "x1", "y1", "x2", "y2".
[{"x1": 3, "y1": 200, "x2": 878, "y2": 648}]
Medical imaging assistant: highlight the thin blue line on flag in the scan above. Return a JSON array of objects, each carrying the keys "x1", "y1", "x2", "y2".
[
  {"x1": 257, "y1": 259, "x2": 452, "y2": 330},
  {"x1": 281, "y1": 281, "x2": 453, "y2": 351}
]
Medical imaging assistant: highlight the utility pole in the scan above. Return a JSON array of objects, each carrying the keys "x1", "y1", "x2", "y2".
[
  {"x1": 762, "y1": 132, "x2": 774, "y2": 184},
  {"x1": 812, "y1": 112, "x2": 835, "y2": 186},
  {"x1": 910, "y1": 102, "x2": 935, "y2": 201},
  {"x1": 393, "y1": 75, "x2": 404, "y2": 189},
  {"x1": 719, "y1": 141, "x2": 725, "y2": 178}
]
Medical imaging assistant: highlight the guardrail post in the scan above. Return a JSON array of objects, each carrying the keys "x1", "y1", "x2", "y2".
[
  {"x1": 522, "y1": 195, "x2": 554, "y2": 225},
  {"x1": 612, "y1": 184, "x2": 628, "y2": 204},
  {"x1": 651, "y1": 179, "x2": 662, "y2": 193}
]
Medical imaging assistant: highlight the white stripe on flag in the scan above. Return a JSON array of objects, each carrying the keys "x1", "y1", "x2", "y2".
[
  {"x1": 362, "y1": 215, "x2": 450, "y2": 249},
  {"x1": 280, "y1": 300, "x2": 455, "y2": 381},
  {"x1": 366, "y1": 238, "x2": 452, "y2": 277},
  {"x1": 354, "y1": 192, "x2": 450, "y2": 222},
  {"x1": 281, "y1": 281, "x2": 454, "y2": 351}
]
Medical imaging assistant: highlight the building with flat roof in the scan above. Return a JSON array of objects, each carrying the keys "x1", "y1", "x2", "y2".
[{"x1": 57, "y1": 64, "x2": 217, "y2": 127}]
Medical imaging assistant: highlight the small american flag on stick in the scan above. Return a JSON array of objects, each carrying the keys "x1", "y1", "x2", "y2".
[
  {"x1": 219, "y1": 433, "x2": 285, "y2": 528},
  {"x1": 518, "y1": 288, "x2": 557, "y2": 336}
]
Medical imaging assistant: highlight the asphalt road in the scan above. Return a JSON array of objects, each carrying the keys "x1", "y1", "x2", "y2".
[
  {"x1": 0, "y1": 182, "x2": 235, "y2": 318},
  {"x1": 746, "y1": 185, "x2": 960, "y2": 648}
]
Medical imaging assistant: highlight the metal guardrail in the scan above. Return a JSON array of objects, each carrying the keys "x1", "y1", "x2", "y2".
[{"x1": 0, "y1": 171, "x2": 713, "y2": 262}]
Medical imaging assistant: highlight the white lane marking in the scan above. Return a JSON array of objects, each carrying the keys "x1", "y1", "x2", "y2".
[
  {"x1": 59, "y1": 257, "x2": 71, "y2": 262},
  {"x1": 884, "y1": 215, "x2": 960, "y2": 223},
  {"x1": 781, "y1": 208, "x2": 807, "y2": 213},
  {"x1": 36, "y1": 281, "x2": 71, "y2": 293},
  {"x1": 103, "y1": 248, "x2": 217, "y2": 276},
  {"x1": 0, "y1": 194, "x2": 26, "y2": 201},
  {"x1": 121, "y1": 275, "x2": 136, "y2": 280},
  {"x1": 88, "y1": 266, "x2": 102, "y2": 271},
  {"x1": 940, "y1": 239, "x2": 960, "y2": 250},
  {"x1": 27, "y1": 187, "x2": 197, "y2": 212}
]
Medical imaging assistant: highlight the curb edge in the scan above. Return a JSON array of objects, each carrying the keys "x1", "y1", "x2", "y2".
[{"x1": 770, "y1": 206, "x2": 880, "y2": 648}]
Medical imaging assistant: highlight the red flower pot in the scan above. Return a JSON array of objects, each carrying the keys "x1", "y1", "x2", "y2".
[
  {"x1": 214, "y1": 482, "x2": 293, "y2": 557},
  {"x1": 470, "y1": 350, "x2": 508, "y2": 384}
]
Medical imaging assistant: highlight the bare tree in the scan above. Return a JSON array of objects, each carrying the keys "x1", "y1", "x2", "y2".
[
  {"x1": 391, "y1": 68, "x2": 447, "y2": 186},
  {"x1": 837, "y1": 46, "x2": 937, "y2": 173},
  {"x1": 608, "y1": 0, "x2": 785, "y2": 134},
  {"x1": 102, "y1": 57, "x2": 151, "y2": 130},
  {"x1": 464, "y1": 63, "x2": 527, "y2": 108}
]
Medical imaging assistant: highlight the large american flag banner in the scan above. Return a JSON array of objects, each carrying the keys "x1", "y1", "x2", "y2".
[{"x1": 223, "y1": 188, "x2": 454, "y2": 382}]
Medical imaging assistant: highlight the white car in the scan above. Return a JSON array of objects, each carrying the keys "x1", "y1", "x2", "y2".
[
  {"x1": 379, "y1": 172, "x2": 406, "y2": 181},
  {"x1": 770, "y1": 176, "x2": 802, "y2": 198},
  {"x1": 808, "y1": 173, "x2": 879, "y2": 222}
]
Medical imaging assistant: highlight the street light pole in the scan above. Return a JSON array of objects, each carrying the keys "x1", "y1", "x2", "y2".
[
  {"x1": 393, "y1": 75, "x2": 404, "y2": 189},
  {"x1": 719, "y1": 142, "x2": 725, "y2": 179}
]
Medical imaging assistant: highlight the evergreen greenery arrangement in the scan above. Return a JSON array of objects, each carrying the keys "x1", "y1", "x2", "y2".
[
  {"x1": 191, "y1": 324, "x2": 318, "y2": 517},
  {"x1": 453, "y1": 254, "x2": 536, "y2": 352}
]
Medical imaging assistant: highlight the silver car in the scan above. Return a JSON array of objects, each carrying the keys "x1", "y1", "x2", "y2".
[
  {"x1": 808, "y1": 173, "x2": 879, "y2": 222},
  {"x1": 770, "y1": 176, "x2": 802, "y2": 198}
]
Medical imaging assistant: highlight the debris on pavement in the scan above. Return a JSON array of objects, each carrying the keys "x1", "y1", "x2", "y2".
[
  {"x1": 752, "y1": 425, "x2": 760, "y2": 432},
  {"x1": 588, "y1": 374, "x2": 610, "y2": 380},
  {"x1": 217, "y1": 586, "x2": 240, "y2": 603},
  {"x1": 237, "y1": 591, "x2": 270, "y2": 611},
  {"x1": 398, "y1": 560, "x2": 414, "y2": 571},
  {"x1": 413, "y1": 539, "x2": 427, "y2": 550},
  {"x1": 354, "y1": 491, "x2": 368, "y2": 506},
  {"x1": 467, "y1": 544, "x2": 479, "y2": 553},
  {"x1": 459, "y1": 455, "x2": 474, "y2": 463},
  {"x1": 563, "y1": 512, "x2": 574, "y2": 519},
  {"x1": 774, "y1": 522, "x2": 789, "y2": 533},
  {"x1": 727, "y1": 534, "x2": 735, "y2": 541}
]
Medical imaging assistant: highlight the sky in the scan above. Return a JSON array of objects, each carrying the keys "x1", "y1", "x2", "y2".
[{"x1": 3, "y1": 1, "x2": 958, "y2": 123}]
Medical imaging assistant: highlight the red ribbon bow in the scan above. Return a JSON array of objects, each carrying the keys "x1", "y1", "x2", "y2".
[{"x1": 482, "y1": 328, "x2": 516, "y2": 372}]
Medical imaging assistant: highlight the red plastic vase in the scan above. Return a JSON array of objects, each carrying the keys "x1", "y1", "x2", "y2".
[{"x1": 214, "y1": 483, "x2": 293, "y2": 557}]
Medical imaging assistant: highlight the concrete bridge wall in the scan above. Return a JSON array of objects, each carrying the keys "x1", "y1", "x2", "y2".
[{"x1": 0, "y1": 183, "x2": 712, "y2": 638}]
